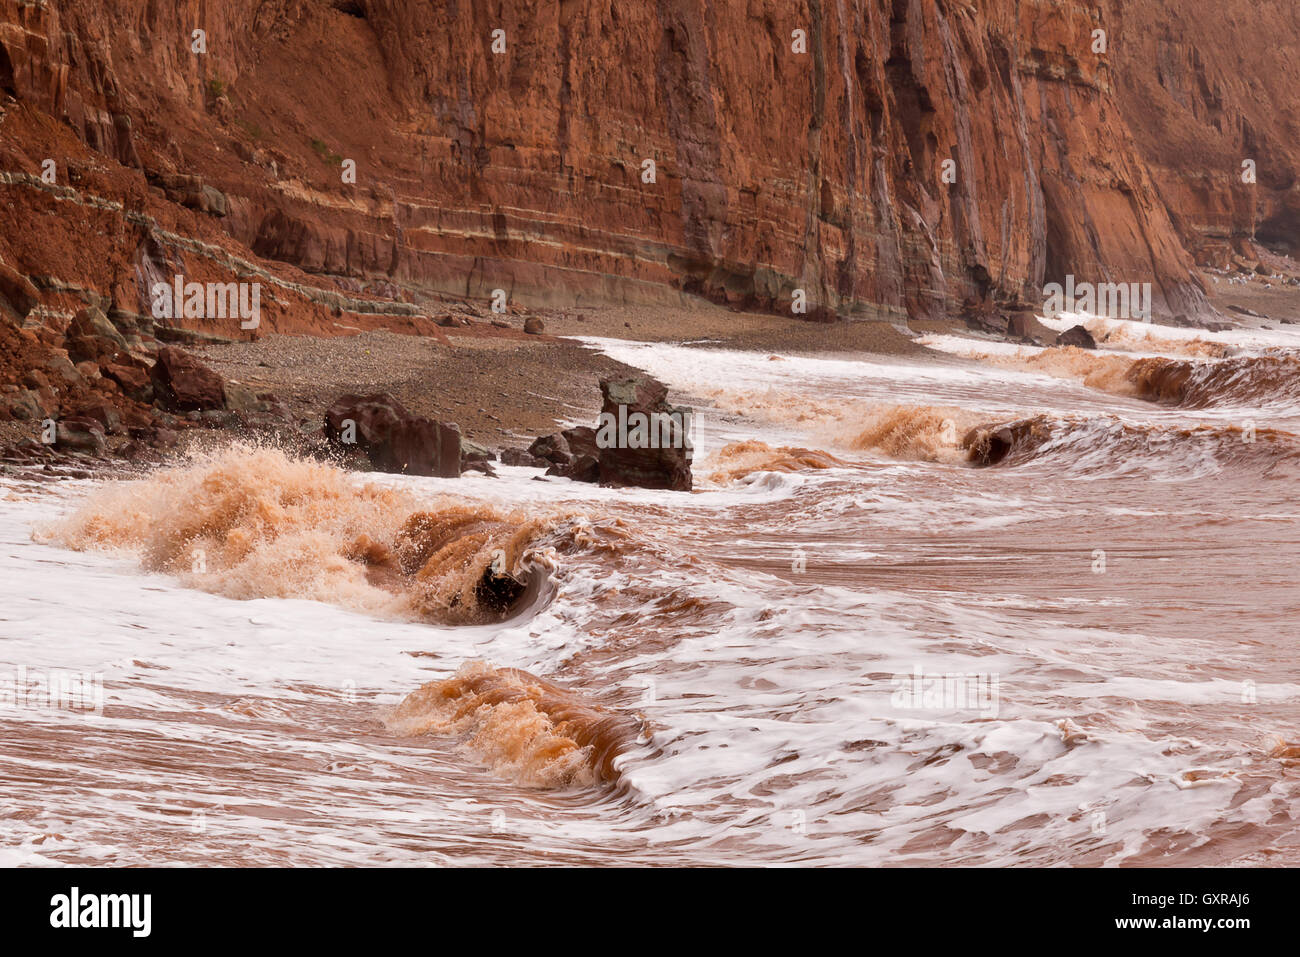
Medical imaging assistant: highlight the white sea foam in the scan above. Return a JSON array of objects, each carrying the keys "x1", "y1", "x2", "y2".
[{"x1": 2, "y1": 333, "x2": 1296, "y2": 866}]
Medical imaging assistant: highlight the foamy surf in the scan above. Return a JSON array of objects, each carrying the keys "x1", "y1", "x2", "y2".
[
  {"x1": 37, "y1": 445, "x2": 565, "y2": 625},
  {"x1": 4, "y1": 333, "x2": 1299, "y2": 866},
  {"x1": 962, "y1": 414, "x2": 1300, "y2": 478}
]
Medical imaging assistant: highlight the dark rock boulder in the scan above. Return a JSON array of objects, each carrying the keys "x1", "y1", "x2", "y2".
[
  {"x1": 460, "y1": 439, "x2": 497, "y2": 475},
  {"x1": 529, "y1": 426, "x2": 601, "y2": 482},
  {"x1": 460, "y1": 439, "x2": 495, "y2": 465},
  {"x1": 547, "y1": 454, "x2": 599, "y2": 483},
  {"x1": 1055, "y1": 324, "x2": 1098, "y2": 350},
  {"x1": 129, "y1": 425, "x2": 179, "y2": 449},
  {"x1": 149, "y1": 346, "x2": 226, "y2": 412},
  {"x1": 101, "y1": 358, "x2": 153, "y2": 403},
  {"x1": 964, "y1": 313, "x2": 1010, "y2": 336},
  {"x1": 961, "y1": 298, "x2": 1009, "y2": 335},
  {"x1": 55, "y1": 417, "x2": 107, "y2": 453},
  {"x1": 595, "y1": 376, "x2": 693, "y2": 491},
  {"x1": 500, "y1": 447, "x2": 549, "y2": 468},
  {"x1": 563, "y1": 426, "x2": 599, "y2": 460},
  {"x1": 323, "y1": 392, "x2": 461, "y2": 477},
  {"x1": 1006, "y1": 312, "x2": 1042, "y2": 340},
  {"x1": 547, "y1": 426, "x2": 600, "y2": 482},
  {"x1": 527, "y1": 432, "x2": 571, "y2": 465},
  {"x1": 74, "y1": 400, "x2": 124, "y2": 436}
]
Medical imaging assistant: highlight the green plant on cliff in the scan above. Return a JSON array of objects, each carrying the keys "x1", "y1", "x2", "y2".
[{"x1": 309, "y1": 137, "x2": 343, "y2": 166}]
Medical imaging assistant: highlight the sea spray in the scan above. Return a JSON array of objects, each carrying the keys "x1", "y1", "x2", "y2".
[{"x1": 37, "y1": 445, "x2": 563, "y2": 624}]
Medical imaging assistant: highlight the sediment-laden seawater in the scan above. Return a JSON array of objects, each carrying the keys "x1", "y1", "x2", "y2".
[{"x1": 2, "y1": 319, "x2": 1298, "y2": 866}]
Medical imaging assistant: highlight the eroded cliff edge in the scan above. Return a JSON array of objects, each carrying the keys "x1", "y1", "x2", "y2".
[{"x1": 2, "y1": 0, "x2": 1296, "y2": 334}]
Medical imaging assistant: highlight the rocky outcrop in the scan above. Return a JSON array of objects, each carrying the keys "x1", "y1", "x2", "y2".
[
  {"x1": 517, "y1": 377, "x2": 693, "y2": 489},
  {"x1": 500, "y1": 447, "x2": 549, "y2": 468},
  {"x1": 544, "y1": 426, "x2": 600, "y2": 483},
  {"x1": 527, "y1": 433, "x2": 572, "y2": 467},
  {"x1": 525, "y1": 428, "x2": 599, "y2": 482},
  {"x1": 323, "y1": 392, "x2": 461, "y2": 477},
  {"x1": 596, "y1": 377, "x2": 693, "y2": 491},
  {"x1": 460, "y1": 439, "x2": 496, "y2": 475}
]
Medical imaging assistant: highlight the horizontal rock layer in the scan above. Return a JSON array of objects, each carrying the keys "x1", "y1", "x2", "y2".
[{"x1": 2, "y1": 0, "x2": 1297, "y2": 324}]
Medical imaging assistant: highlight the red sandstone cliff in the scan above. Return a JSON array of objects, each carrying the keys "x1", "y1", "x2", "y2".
[
  {"x1": 1109, "y1": 0, "x2": 1300, "y2": 270},
  {"x1": 2, "y1": 0, "x2": 1297, "y2": 339}
]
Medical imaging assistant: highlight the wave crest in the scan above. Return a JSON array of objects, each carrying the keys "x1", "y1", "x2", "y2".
[
  {"x1": 706, "y1": 440, "x2": 845, "y2": 483},
  {"x1": 845, "y1": 405, "x2": 982, "y2": 463},
  {"x1": 387, "y1": 662, "x2": 644, "y2": 787},
  {"x1": 39, "y1": 445, "x2": 560, "y2": 624},
  {"x1": 964, "y1": 414, "x2": 1300, "y2": 477}
]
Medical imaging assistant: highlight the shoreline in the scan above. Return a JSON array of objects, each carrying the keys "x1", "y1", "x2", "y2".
[{"x1": 4, "y1": 267, "x2": 1299, "y2": 482}]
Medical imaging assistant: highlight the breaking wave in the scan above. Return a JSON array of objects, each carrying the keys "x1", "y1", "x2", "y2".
[
  {"x1": 843, "y1": 405, "x2": 984, "y2": 463},
  {"x1": 1126, "y1": 353, "x2": 1300, "y2": 409},
  {"x1": 963, "y1": 414, "x2": 1300, "y2": 477},
  {"x1": 975, "y1": 346, "x2": 1142, "y2": 395},
  {"x1": 705, "y1": 440, "x2": 845, "y2": 483},
  {"x1": 1083, "y1": 321, "x2": 1234, "y2": 358},
  {"x1": 38, "y1": 445, "x2": 567, "y2": 624},
  {"x1": 956, "y1": 342, "x2": 1300, "y2": 411},
  {"x1": 387, "y1": 661, "x2": 645, "y2": 787}
]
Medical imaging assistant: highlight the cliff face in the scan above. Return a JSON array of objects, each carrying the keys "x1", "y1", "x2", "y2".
[
  {"x1": 1108, "y1": 0, "x2": 1300, "y2": 269},
  {"x1": 1, "y1": 0, "x2": 1296, "y2": 329}
]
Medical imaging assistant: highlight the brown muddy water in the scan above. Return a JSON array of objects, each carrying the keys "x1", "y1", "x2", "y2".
[{"x1": 1, "y1": 317, "x2": 1298, "y2": 866}]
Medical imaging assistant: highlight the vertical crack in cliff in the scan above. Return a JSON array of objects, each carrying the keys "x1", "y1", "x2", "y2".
[
  {"x1": 936, "y1": 6, "x2": 988, "y2": 300},
  {"x1": 1003, "y1": 37, "x2": 1047, "y2": 300},
  {"x1": 831, "y1": 0, "x2": 860, "y2": 307},
  {"x1": 653, "y1": 0, "x2": 725, "y2": 282},
  {"x1": 556, "y1": 0, "x2": 577, "y2": 171},
  {"x1": 799, "y1": 0, "x2": 828, "y2": 314}
]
